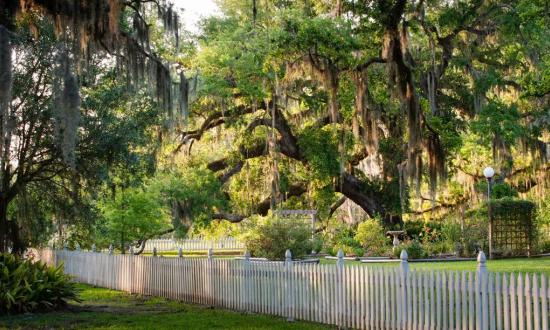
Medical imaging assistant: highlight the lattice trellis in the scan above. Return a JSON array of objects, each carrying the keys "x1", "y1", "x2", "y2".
[{"x1": 490, "y1": 199, "x2": 536, "y2": 257}]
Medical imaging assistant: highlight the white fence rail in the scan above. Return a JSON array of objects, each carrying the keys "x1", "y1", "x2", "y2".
[
  {"x1": 141, "y1": 238, "x2": 244, "y2": 252},
  {"x1": 35, "y1": 249, "x2": 549, "y2": 329}
]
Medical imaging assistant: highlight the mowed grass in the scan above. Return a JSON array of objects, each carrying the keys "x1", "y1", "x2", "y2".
[
  {"x1": 0, "y1": 284, "x2": 331, "y2": 330},
  {"x1": 321, "y1": 256, "x2": 550, "y2": 275}
]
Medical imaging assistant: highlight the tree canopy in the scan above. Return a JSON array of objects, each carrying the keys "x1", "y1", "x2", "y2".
[{"x1": 0, "y1": 0, "x2": 548, "y2": 252}]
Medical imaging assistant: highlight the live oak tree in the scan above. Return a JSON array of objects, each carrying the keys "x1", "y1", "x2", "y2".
[
  {"x1": 0, "y1": 0, "x2": 190, "y2": 252},
  {"x1": 0, "y1": 17, "x2": 164, "y2": 253},
  {"x1": 174, "y1": 0, "x2": 549, "y2": 229}
]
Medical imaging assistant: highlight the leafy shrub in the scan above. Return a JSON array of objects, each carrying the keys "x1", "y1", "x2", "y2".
[
  {"x1": 354, "y1": 219, "x2": 388, "y2": 256},
  {"x1": 322, "y1": 222, "x2": 363, "y2": 256},
  {"x1": 0, "y1": 254, "x2": 80, "y2": 315},
  {"x1": 538, "y1": 238, "x2": 550, "y2": 254},
  {"x1": 240, "y1": 214, "x2": 314, "y2": 260},
  {"x1": 403, "y1": 219, "x2": 442, "y2": 242},
  {"x1": 394, "y1": 240, "x2": 427, "y2": 259},
  {"x1": 424, "y1": 240, "x2": 454, "y2": 256}
]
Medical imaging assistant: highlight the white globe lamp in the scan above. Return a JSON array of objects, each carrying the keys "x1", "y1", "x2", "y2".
[{"x1": 483, "y1": 166, "x2": 495, "y2": 179}]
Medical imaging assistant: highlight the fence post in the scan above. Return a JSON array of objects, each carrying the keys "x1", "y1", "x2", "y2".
[
  {"x1": 178, "y1": 247, "x2": 183, "y2": 258},
  {"x1": 477, "y1": 251, "x2": 487, "y2": 277},
  {"x1": 476, "y1": 250, "x2": 488, "y2": 330},
  {"x1": 244, "y1": 250, "x2": 252, "y2": 312},
  {"x1": 400, "y1": 249, "x2": 409, "y2": 328},
  {"x1": 91, "y1": 244, "x2": 96, "y2": 252},
  {"x1": 207, "y1": 247, "x2": 214, "y2": 305},
  {"x1": 152, "y1": 247, "x2": 157, "y2": 257},
  {"x1": 108, "y1": 244, "x2": 113, "y2": 255},
  {"x1": 285, "y1": 249, "x2": 294, "y2": 322},
  {"x1": 337, "y1": 249, "x2": 344, "y2": 327}
]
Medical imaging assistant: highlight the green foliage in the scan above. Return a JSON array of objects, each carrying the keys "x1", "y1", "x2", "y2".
[
  {"x1": 488, "y1": 198, "x2": 536, "y2": 220},
  {"x1": 297, "y1": 126, "x2": 341, "y2": 185},
  {"x1": 151, "y1": 167, "x2": 227, "y2": 235},
  {"x1": 240, "y1": 214, "x2": 314, "y2": 260},
  {"x1": 323, "y1": 222, "x2": 364, "y2": 257},
  {"x1": 354, "y1": 219, "x2": 388, "y2": 256},
  {"x1": 475, "y1": 181, "x2": 518, "y2": 199},
  {"x1": 192, "y1": 220, "x2": 240, "y2": 241},
  {"x1": 0, "y1": 254, "x2": 79, "y2": 315},
  {"x1": 403, "y1": 220, "x2": 442, "y2": 242},
  {"x1": 98, "y1": 187, "x2": 170, "y2": 250},
  {"x1": 394, "y1": 240, "x2": 427, "y2": 260}
]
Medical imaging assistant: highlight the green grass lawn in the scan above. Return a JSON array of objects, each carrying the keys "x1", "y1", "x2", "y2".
[
  {"x1": 0, "y1": 284, "x2": 331, "y2": 330},
  {"x1": 321, "y1": 256, "x2": 550, "y2": 275}
]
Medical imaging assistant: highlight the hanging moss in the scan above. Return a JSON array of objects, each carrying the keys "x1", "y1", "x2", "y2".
[
  {"x1": 53, "y1": 50, "x2": 80, "y2": 169},
  {"x1": 179, "y1": 71, "x2": 189, "y2": 123},
  {"x1": 0, "y1": 26, "x2": 11, "y2": 128}
]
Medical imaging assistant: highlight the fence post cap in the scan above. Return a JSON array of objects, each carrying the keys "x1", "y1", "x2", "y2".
[
  {"x1": 285, "y1": 249, "x2": 292, "y2": 261},
  {"x1": 400, "y1": 249, "x2": 408, "y2": 261},
  {"x1": 178, "y1": 247, "x2": 183, "y2": 258},
  {"x1": 207, "y1": 248, "x2": 213, "y2": 259},
  {"x1": 108, "y1": 244, "x2": 113, "y2": 254},
  {"x1": 152, "y1": 247, "x2": 157, "y2": 257},
  {"x1": 91, "y1": 244, "x2": 96, "y2": 252},
  {"x1": 244, "y1": 250, "x2": 251, "y2": 259},
  {"x1": 129, "y1": 246, "x2": 134, "y2": 255},
  {"x1": 337, "y1": 249, "x2": 344, "y2": 259}
]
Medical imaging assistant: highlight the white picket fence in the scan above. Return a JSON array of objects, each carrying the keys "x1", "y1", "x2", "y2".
[
  {"x1": 141, "y1": 238, "x2": 244, "y2": 252},
  {"x1": 34, "y1": 249, "x2": 549, "y2": 329}
]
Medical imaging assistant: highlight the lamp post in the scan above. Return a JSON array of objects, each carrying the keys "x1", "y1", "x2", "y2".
[{"x1": 483, "y1": 166, "x2": 495, "y2": 259}]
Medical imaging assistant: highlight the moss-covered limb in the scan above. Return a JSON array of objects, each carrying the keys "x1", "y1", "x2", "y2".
[
  {"x1": 206, "y1": 106, "x2": 397, "y2": 225},
  {"x1": 175, "y1": 103, "x2": 269, "y2": 153}
]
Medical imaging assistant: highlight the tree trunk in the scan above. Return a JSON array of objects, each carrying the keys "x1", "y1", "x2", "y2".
[
  {"x1": 0, "y1": 197, "x2": 23, "y2": 254},
  {"x1": 0, "y1": 197, "x2": 7, "y2": 253}
]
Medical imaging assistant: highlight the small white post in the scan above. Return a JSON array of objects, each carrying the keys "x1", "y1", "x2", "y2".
[
  {"x1": 152, "y1": 247, "x2": 157, "y2": 257},
  {"x1": 336, "y1": 249, "x2": 344, "y2": 327},
  {"x1": 400, "y1": 249, "x2": 410, "y2": 275},
  {"x1": 91, "y1": 244, "x2": 96, "y2": 252},
  {"x1": 129, "y1": 246, "x2": 134, "y2": 255},
  {"x1": 285, "y1": 249, "x2": 294, "y2": 322},
  {"x1": 400, "y1": 248, "x2": 409, "y2": 328},
  {"x1": 178, "y1": 247, "x2": 183, "y2": 258},
  {"x1": 477, "y1": 250, "x2": 487, "y2": 329},
  {"x1": 63, "y1": 242, "x2": 68, "y2": 251},
  {"x1": 206, "y1": 248, "x2": 214, "y2": 305},
  {"x1": 108, "y1": 244, "x2": 113, "y2": 255},
  {"x1": 76, "y1": 243, "x2": 81, "y2": 251},
  {"x1": 477, "y1": 251, "x2": 487, "y2": 277},
  {"x1": 244, "y1": 250, "x2": 251, "y2": 312},
  {"x1": 337, "y1": 249, "x2": 345, "y2": 269}
]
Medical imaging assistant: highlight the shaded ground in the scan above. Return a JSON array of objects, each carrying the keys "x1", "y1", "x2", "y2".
[{"x1": 0, "y1": 284, "x2": 331, "y2": 330}]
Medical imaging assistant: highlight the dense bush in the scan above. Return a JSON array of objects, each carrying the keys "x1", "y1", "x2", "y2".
[
  {"x1": 403, "y1": 219, "x2": 442, "y2": 242},
  {"x1": 240, "y1": 215, "x2": 314, "y2": 260},
  {"x1": 323, "y1": 222, "x2": 364, "y2": 256},
  {"x1": 0, "y1": 254, "x2": 80, "y2": 315},
  {"x1": 394, "y1": 240, "x2": 427, "y2": 259},
  {"x1": 354, "y1": 219, "x2": 388, "y2": 256}
]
